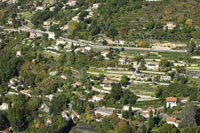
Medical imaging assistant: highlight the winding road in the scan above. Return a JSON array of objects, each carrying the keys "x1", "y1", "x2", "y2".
[{"x1": 0, "y1": 25, "x2": 188, "y2": 53}]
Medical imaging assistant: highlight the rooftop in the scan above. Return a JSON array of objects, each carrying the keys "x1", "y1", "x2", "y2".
[{"x1": 166, "y1": 97, "x2": 177, "y2": 102}]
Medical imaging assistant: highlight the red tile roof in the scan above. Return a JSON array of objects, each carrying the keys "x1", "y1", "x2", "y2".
[
  {"x1": 166, "y1": 117, "x2": 176, "y2": 122},
  {"x1": 95, "y1": 95, "x2": 105, "y2": 99},
  {"x1": 166, "y1": 97, "x2": 177, "y2": 102}
]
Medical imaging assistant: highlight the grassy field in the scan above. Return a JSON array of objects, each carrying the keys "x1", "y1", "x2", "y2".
[
  {"x1": 133, "y1": 100, "x2": 162, "y2": 109},
  {"x1": 129, "y1": 84, "x2": 156, "y2": 96}
]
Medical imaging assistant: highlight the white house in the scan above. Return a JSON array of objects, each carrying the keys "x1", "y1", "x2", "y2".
[
  {"x1": 30, "y1": 32, "x2": 37, "y2": 39},
  {"x1": 145, "y1": 62, "x2": 159, "y2": 70},
  {"x1": 85, "y1": 46, "x2": 92, "y2": 51},
  {"x1": 36, "y1": 6, "x2": 44, "y2": 11},
  {"x1": 101, "y1": 80, "x2": 115, "y2": 87},
  {"x1": 164, "y1": 22, "x2": 176, "y2": 30},
  {"x1": 67, "y1": 0, "x2": 77, "y2": 6},
  {"x1": 141, "y1": 107, "x2": 156, "y2": 118},
  {"x1": 166, "y1": 117, "x2": 179, "y2": 127},
  {"x1": 50, "y1": 6, "x2": 56, "y2": 11},
  {"x1": 16, "y1": 51, "x2": 22, "y2": 57},
  {"x1": 166, "y1": 97, "x2": 177, "y2": 108},
  {"x1": 43, "y1": 21, "x2": 52, "y2": 26},
  {"x1": 56, "y1": 38, "x2": 65, "y2": 46},
  {"x1": 46, "y1": 118, "x2": 52, "y2": 126},
  {"x1": 72, "y1": 82, "x2": 82, "y2": 88},
  {"x1": 48, "y1": 32, "x2": 55, "y2": 40},
  {"x1": 0, "y1": 103, "x2": 8, "y2": 110},
  {"x1": 71, "y1": 112, "x2": 80, "y2": 120},
  {"x1": 61, "y1": 110, "x2": 70, "y2": 120},
  {"x1": 101, "y1": 50, "x2": 110, "y2": 57},
  {"x1": 74, "y1": 48, "x2": 85, "y2": 53},
  {"x1": 94, "y1": 108, "x2": 113, "y2": 117},
  {"x1": 92, "y1": 95, "x2": 105, "y2": 102},
  {"x1": 92, "y1": 3, "x2": 100, "y2": 9},
  {"x1": 160, "y1": 76, "x2": 171, "y2": 81},
  {"x1": 119, "y1": 58, "x2": 128, "y2": 65}
]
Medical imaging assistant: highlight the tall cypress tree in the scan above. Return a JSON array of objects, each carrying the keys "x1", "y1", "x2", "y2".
[{"x1": 148, "y1": 110, "x2": 154, "y2": 130}]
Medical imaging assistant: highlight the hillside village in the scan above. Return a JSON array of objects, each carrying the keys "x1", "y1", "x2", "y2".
[{"x1": 0, "y1": 0, "x2": 200, "y2": 133}]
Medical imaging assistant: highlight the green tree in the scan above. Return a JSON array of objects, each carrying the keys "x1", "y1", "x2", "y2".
[
  {"x1": 120, "y1": 75, "x2": 129, "y2": 86},
  {"x1": 159, "y1": 123, "x2": 179, "y2": 133},
  {"x1": 111, "y1": 84, "x2": 123, "y2": 101},
  {"x1": 8, "y1": 94, "x2": 27, "y2": 132},
  {"x1": 180, "y1": 102, "x2": 196, "y2": 127},
  {"x1": 148, "y1": 110, "x2": 154, "y2": 129},
  {"x1": 50, "y1": 115, "x2": 74, "y2": 133},
  {"x1": 0, "y1": 112, "x2": 9, "y2": 130},
  {"x1": 50, "y1": 95, "x2": 69, "y2": 114}
]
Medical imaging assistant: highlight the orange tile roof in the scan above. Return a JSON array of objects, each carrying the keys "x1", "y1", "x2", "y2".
[
  {"x1": 72, "y1": 112, "x2": 79, "y2": 116},
  {"x1": 95, "y1": 95, "x2": 105, "y2": 98},
  {"x1": 166, "y1": 97, "x2": 177, "y2": 102},
  {"x1": 166, "y1": 117, "x2": 176, "y2": 122}
]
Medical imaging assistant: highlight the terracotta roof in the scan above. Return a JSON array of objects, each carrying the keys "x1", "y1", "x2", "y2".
[
  {"x1": 46, "y1": 118, "x2": 52, "y2": 122},
  {"x1": 95, "y1": 95, "x2": 105, "y2": 99},
  {"x1": 166, "y1": 97, "x2": 177, "y2": 102},
  {"x1": 73, "y1": 81, "x2": 82, "y2": 86},
  {"x1": 57, "y1": 38, "x2": 64, "y2": 41},
  {"x1": 88, "y1": 98, "x2": 94, "y2": 101},
  {"x1": 72, "y1": 112, "x2": 79, "y2": 116},
  {"x1": 166, "y1": 117, "x2": 176, "y2": 122}
]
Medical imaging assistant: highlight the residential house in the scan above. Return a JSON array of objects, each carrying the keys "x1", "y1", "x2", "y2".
[
  {"x1": 67, "y1": 0, "x2": 77, "y2": 6},
  {"x1": 119, "y1": 58, "x2": 128, "y2": 65},
  {"x1": 61, "y1": 75, "x2": 67, "y2": 80},
  {"x1": 46, "y1": 118, "x2": 52, "y2": 126},
  {"x1": 56, "y1": 38, "x2": 65, "y2": 46},
  {"x1": 16, "y1": 51, "x2": 22, "y2": 57},
  {"x1": 36, "y1": 6, "x2": 44, "y2": 11},
  {"x1": 92, "y1": 3, "x2": 100, "y2": 9},
  {"x1": 85, "y1": 46, "x2": 92, "y2": 51},
  {"x1": 46, "y1": 94, "x2": 54, "y2": 101},
  {"x1": 88, "y1": 98, "x2": 95, "y2": 102},
  {"x1": 166, "y1": 117, "x2": 179, "y2": 127},
  {"x1": 30, "y1": 32, "x2": 37, "y2": 38},
  {"x1": 141, "y1": 107, "x2": 156, "y2": 118},
  {"x1": 101, "y1": 50, "x2": 110, "y2": 57},
  {"x1": 71, "y1": 112, "x2": 80, "y2": 120},
  {"x1": 145, "y1": 62, "x2": 159, "y2": 70},
  {"x1": 166, "y1": 97, "x2": 177, "y2": 108},
  {"x1": 94, "y1": 108, "x2": 114, "y2": 117},
  {"x1": 61, "y1": 110, "x2": 70, "y2": 120},
  {"x1": 160, "y1": 76, "x2": 171, "y2": 81},
  {"x1": 74, "y1": 48, "x2": 85, "y2": 53},
  {"x1": 50, "y1": 6, "x2": 56, "y2": 11},
  {"x1": 72, "y1": 82, "x2": 82, "y2": 88},
  {"x1": 92, "y1": 95, "x2": 105, "y2": 102},
  {"x1": 48, "y1": 32, "x2": 55, "y2": 40},
  {"x1": 164, "y1": 22, "x2": 176, "y2": 30},
  {"x1": 20, "y1": 90, "x2": 31, "y2": 97},
  {"x1": 72, "y1": 16, "x2": 79, "y2": 22},
  {"x1": 40, "y1": 103, "x2": 50, "y2": 113},
  {"x1": 43, "y1": 21, "x2": 52, "y2": 26},
  {"x1": 0, "y1": 103, "x2": 8, "y2": 110},
  {"x1": 101, "y1": 80, "x2": 115, "y2": 87}
]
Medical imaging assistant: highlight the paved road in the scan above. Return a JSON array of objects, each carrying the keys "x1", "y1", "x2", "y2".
[
  {"x1": 89, "y1": 45, "x2": 187, "y2": 53},
  {"x1": 0, "y1": 25, "x2": 188, "y2": 53}
]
